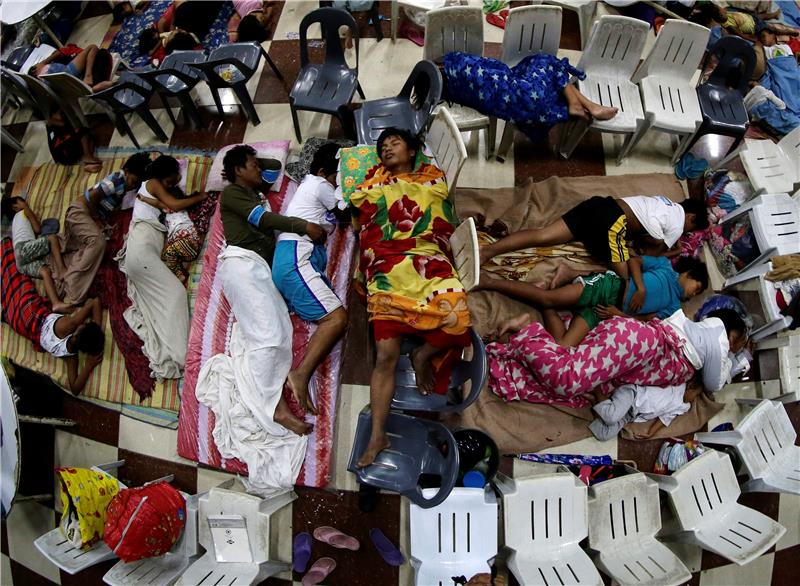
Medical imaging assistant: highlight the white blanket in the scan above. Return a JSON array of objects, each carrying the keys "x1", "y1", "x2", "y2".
[{"x1": 195, "y1": 246, "x2": 307, "y2": 497}]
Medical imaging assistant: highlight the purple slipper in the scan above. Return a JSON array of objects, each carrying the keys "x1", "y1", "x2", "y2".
[
  {"x1": 293, "y1": 532, "x2": 312, "y2": 573},
  {"x1": 369, "y1": 528, "x2": 405, "y2": 566}
]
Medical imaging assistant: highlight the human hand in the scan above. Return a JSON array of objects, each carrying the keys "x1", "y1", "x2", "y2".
[
  {"x1": 305, "y1": 222, "x2": 327, "y2": 244},
  {"x1": 86, "y1": 353, "x2": 104, "y2": 369},
  {"x1": 628, "y1": 289, "x2": 647, "y2": 313},
  {"x1": 594, "y1": 305, "x2": 623, "y2": 320}
]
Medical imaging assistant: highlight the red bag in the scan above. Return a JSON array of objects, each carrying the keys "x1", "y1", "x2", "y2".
[{"x1": 103, "y1": 482, "x2": 186, "y2": 562}]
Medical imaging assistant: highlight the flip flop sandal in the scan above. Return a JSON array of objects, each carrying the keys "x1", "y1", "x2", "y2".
[
  {"x1": 293, "y1": 532, "x2": 313, "y2": 574},
  {"x1": 485, "y1": 12, "x2": 507, "y2": 29},
  {"x1": 302, "y1": 557, "x2": 336, "y2": 586},
  {"x1": 369, "y1": 528, "x2": 405, "y2": 566},
  {"x1": 313, "y1": 526, "x2": 360, "y2": 550}
]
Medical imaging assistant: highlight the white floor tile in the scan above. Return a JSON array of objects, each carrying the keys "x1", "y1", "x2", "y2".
[
  {"x1": 244, "y1": 103, "x2": 333, "y2": 155},
  {"x1": 272, "y1": 1, "x2": 323, "y2": 40},
  {"x1": 456, "y1": 126, "x2": 515, "y2": 189},
  {"x1": 0, "y1": 553, "x2": 12, "y2": 586},
  {"x1": 108, "y1": 108, "x2": 174, "y2": 148},
  {"x1": 698, "y1": 552, "x2": 773, "y2": 586},
  {"x1": 196, "y1": 466, "x2": 242, "y2": 493},
  {"x1": 271, "y1": 499, "x2": 295, "y2": 581},
  {"x1": 356, "y1": 38, "x2": 424, "y2": 102},
  {"x1": 776, "y1": 492, "x2": 800, "y2": 551},
  {"x1": 6, "y1": 121, "x2": 54, "y2": 183},
  {"x1": 602, "y1": 130, "x2": 676, "y2": 176},
  {"x1": 5, "y1": 501, "x2": 62, "y2": 584},
  {"x1": 328, "y1": 383, "x2": 370, "y2": 492},
  {"x1": 67, "y1": 14, "x2": 114, "y2": 49},
  {"x1": 118, "y1": 416, "x2": 194, "y2": 466},
  {"x1": 706, "y1": 382, "x2": 760, "y2": 431}
]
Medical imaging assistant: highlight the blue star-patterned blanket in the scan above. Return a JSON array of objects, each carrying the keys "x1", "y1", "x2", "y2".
[
  {"x1": 443, "y1": 51, "x2": 585, "y2": 139},
  {"x1": 109, "y1": 1, "x2": 235, "y2": 68}
]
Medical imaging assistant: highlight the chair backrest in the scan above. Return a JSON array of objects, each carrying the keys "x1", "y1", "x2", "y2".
[
  {"x1": 587, "y1": 473, "x2": 662, "y2": 551},
  {"x1": 777, "y1": 125, "x2": 800, "y2": 178},
  {"x1": 577, "y1": 15, "x2": 650, "y2": 79},
  {"x1": 501, "y1": 5, "x2": 562, "y2": 66},
  {"x1": 157, "y1": 50, "x2": 206, "y2": 89},
  {"x1": 736, "y1": 400, "x2": 797, "y2": 479},
  {"x1": 426, "y1": 106, "x2": 467, "y2": 193},
  {"x1": 1, "y1": 66, "x2": 37, "y2": 110},
  {"x1": 299, "y1": 7, "x2": 358, "y2": 70},
  {"x1": 779, "y1": 333, "x2": 800, "y2": 396},
  {"x1": 706, "y1": 35, "x2": 756, "y2": 95},
  {"x1": 39, "y1": 71, "x2": 93, "y2": 100},
  {"x1": 750, "y1": 193, "x2": 800, "y2": 255},
  {"x1": 15, "y1": 71, "x2": 60, "y2": 117},
  {"x1": 503, "y1": 473, "x2": 589, "y2": 554},
  {"x1": 424, "y1": 6, "x2": 484, "y2": 63},
  {"x1": 665, "y1": 451, "x2": 740, "y2": 530},
  {"x1": 410, "y1": 487, "x2": 498, "y2": 570},
  {"x1": 632, "y1": 19, "x2": 710, "y2": 83},
  {"x1": 399, "y1": 59, "x2": 443, "y2": 131}
]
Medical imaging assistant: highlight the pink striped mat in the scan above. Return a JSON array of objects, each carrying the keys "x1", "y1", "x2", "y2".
[{"x1": 177, "y1": 174, "x2": 355, "y2": 488}]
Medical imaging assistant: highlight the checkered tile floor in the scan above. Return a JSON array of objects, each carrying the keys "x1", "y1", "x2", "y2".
[{"x1": 1, "y1": 2, "x2": 798, "y2": 585}]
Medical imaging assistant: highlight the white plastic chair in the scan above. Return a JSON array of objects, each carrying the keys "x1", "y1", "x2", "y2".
[
  {"x1": 617, "y1": 20, "x2": 710, "y2": 165},
  {"x1": 721, "y1": 193, "x2": 800, "y2": 287},
  {"x1": 176, "y1": 480, "x2": 294, "y2": 586},
  {"x1": 726, "y1": 262, "x2": 794, "y2": 341},
  {"x1": 496, "y1": 471, "x2": 602, "y2": 586},
  {"x1": 646, "y1": 450, "x2": 786, "y2": 565},
  {"x1": 450, "y1": 217, "x2": 480, "y2": 291},
  {"x1": 495, "y1": 5, "x2": 563, "y2": 163},
  {"x1": 427, "y1": 106, "x2": 468, "y2": 194},
  {"x1": 410, "y1": 487, "x2": 498, "y2": 585},
  {"x1": 543, "y1": 0, "x2": 596, "y2": 49},
  {"x1": 39, "y1": 72, "x2": 95, "y2": 127},
  {"x1": 425, "y1": 6, "x2": 496, "y2": 159},
  {"x1": 587, "y1": 473, "x2": 691, "y2": 586},
  {"x1": 778, "y1": 333, "x2": 800, "y2": 397},
  {"x1": 713, "y1": 127, "x2": 800, "y2": 195},
  {"x1": 34, "y1": 461, "x2": 127, "y2": 575},
  {"x1": 695, "y1": 400, "x2": 800, "y2": 495},
  {"x1": 102, "y1": 492, "x2": 202, "y2": 586},
  {"x1": 559, "y1": 15, "x2": 649, "y2": 160}
]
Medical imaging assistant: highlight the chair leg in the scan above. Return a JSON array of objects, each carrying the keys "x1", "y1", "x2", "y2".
[
  {"x1": 136, "y1": 107, "x2": 168, "y2": 142},
  {"x1": 232, "y1": 83, "x2": 260, "y2": 126},
  {"x1": 119, "y1": 114, "x2": 140, "y2": 149},
  {"x1": 262, "y1": 50, "x2": 284, "y2": 82},
  {"x1": 290, "y1": 100, "x2": 302, "y2": 142},
  {"x1": 726, "y1": 133, "x2": 745, "y2": 157},
  {"x1": 178, "y1": 92, "x2": 203, "y2": 129},
  {"x1": 676, "y1": 122, "x2": 707, "y2": 163},
  {"x1": 391, "y1": 0, "x2": 399, "y2": 42},
  {"x1": 671, "y1": 131, "x2": 696, "y2": 166},
  {"x1": 210, "y1": 86, "x2": 224, "y2": 117},
  {"x1": 558, "y1": 118, "x2": 590, "y2": 159},
  {"x1": 485, "y1": 117, "x2": 497, "y2": 160},
  {"x1": 356, "y1": 82, "x2": 366, "y2": 100},
  {"x1": 495, "y1": 120, "x2": 515, "y2": 163},
  {"x1": 616, "y1": 118, "x2": 651, "y2": 166},
  {"x1": 161, "y1": 93, "x2": 177, "y2": 126},
  {"x1": 371, "y1": 3, "x2": 383, "y2": 42},
  {"x1": 709, "y1": 141, "x2": 745, "y2": 171}
]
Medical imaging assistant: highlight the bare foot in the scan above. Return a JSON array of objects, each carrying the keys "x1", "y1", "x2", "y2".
[
  {"x1": 410, "y1": 346, "x2": 435, "y2": 395},
  {"x1": 568, "y1": 103, "x2": 590, "y2": 120},
  {"x1": 286, "y1": 370, "x2": 317, "y2": 415},
  {"x1": 52, "y1": 301, "x2": 75, "y2": 314},
  {"x1": 356, "y1": 434, "x2": 391, "y2": 468},
  {"x1": 586, "y1": 103, "x2": 618, "y2": 121},
  {"x1": 274, "y1": 400, "x2": 313, "y2": 436},
  {"x1": 497, "y1": 313, "x2": 532, "y2": 338}
]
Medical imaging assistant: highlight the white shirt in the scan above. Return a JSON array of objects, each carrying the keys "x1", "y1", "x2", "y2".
[
  {"x1": 277, "y1": 175, "x2": 345, "y2": 243},
  {"x1": 11, "y1": 211, "x2": 35, "y2": 247},
  {"x1": 631, "y1": 383, "x2": 690, "y2": 426},
  {"x1": 764, "y1": 44, "x2": 793, "y2": 59},
  {"x1": 665, "y1": 310, "x2": 732, "y2": 393},
  {"x1": 623, "y1": 195, "x2": 685, "y2": 248},
  {"x1": 164, "y1": 210, "x2": 194, "y2": 238},
  {"x1": 132, "y1": 183, "x2": 164, "y2": 224},
  {"x1": 39, "y1": 313, "x2": 74, "y2": 358}
]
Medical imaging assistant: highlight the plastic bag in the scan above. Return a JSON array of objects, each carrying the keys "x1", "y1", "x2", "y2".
[{"x1": 57, "y1": 467, "x2": 120, "y2": 549}]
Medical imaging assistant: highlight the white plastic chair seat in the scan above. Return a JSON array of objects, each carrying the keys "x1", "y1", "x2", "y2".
[
  {"x1": 510, "y1": 547, "x2": 601, "y2": 586},
  {"x1": 779, "y1": 333, "x2": 800, "y2": 396},
  {"x1": 595, "y1": 540, "x2": 690, "y2": 586},
  {"x1": 640, "y1": 77, "x2": 702, "y2": 133},
  {"x1": 177, "y1": 552, "x2": 287, "y2": 586},
  {"x1": 577, "y1": 75, "x2": 643, "y2": 133},
  {"x1": 740, "y1": 133, "x2": 800, "y2": 195},
  {"x1": 34, "y1": 530, "x2": 117, "y2": 575},
  {"x1": 690, "y1": 503, "x2": 785, "y2": 564},
  {"x1": 104, "y1": 552, "x2": 191, "y2": 586},
  {"x1": 761, "y1": 445, "x2": 800, "y2": 494},
  {"x1": 449, "y1": 217, "x2": 480, "y2": 291},
  {"x1": 440, "y1": 103, "x2": 491, "y2": 130}
]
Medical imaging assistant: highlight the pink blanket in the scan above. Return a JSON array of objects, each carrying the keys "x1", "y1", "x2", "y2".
[{"x1": 177, "y1": 175, "x2": 355, "y2": 487}]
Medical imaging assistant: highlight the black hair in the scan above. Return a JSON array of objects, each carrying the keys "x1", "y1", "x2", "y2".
[
  {"x1": 123, "y1": 152, "x2": 152, "y2": 178},
  {"x1": 1, "y1": 196, "x2": 23, "y2": 221},
  {"x1": 145, "y1": 155, "x2": 180, "y2": 180},
  {"x1": 91, "y1": 48, "x2": 113, "y2": 85},
  {"x1": 112, "y1": 1, "x2": 133, "y2": 24},
  {"x1": 237, "y1": 13, "x2": 269, "y2": 44},
  {"x1": 376, "y1": 127, "x2": 420, "y2": 165},
  {"x1": 706, "y1": 308, "x2": 747, "y2": 336},
  {"x1": 138, "y1": 28, "x2": 160, "y2": 55},
  {"x1": 310, "y1": 143, "x2": 340, "y2": 177},
  {"x1": 680, "y1": 199, "x2": 709, "y2": 230},
  {"x1": 673, "y1": 257, "x2": 709, "y2": 293},
  {"x1": 74, "y1": 322, "x2": 105, "y2": 355},
  {"x1": 222, "y1": 145, "x2": 257, "y2": 182},
  {"x1": 165, "y1": 31, "x2": 198, "y2": 54}
]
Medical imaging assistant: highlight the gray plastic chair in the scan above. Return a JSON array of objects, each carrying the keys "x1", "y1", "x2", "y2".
[
  {"x1": 347, "y1": 408, "x2": 460, "y2": 509},
  {"x1": 138, "y1": 50, "x2": 206, "y2": 129},
  {"x1": 90, "y1": 71, "x2": 169, "y2": 148},
  {"x1": 0, "y1": 45, "x2": 35, "y2": 72},
  {"x1": 1, "y1": 67, "x2": 39, "y2": 114},
  {"x1": 1, "y1": 127, "x2": 24, "y2": 152},
  {"x1": 39, "y1": 72, "x2": 94, "y2": 128},
  {"x1": 391, "y1": 328, "x2": 486, "y2": 413},
  {"x1": 189, "y1": 42, "x2": 283, "y2": 126},
  {"x1": 17, "y1": 72, "x2": 61, "y2": 118},
  {"x1": 290, "y1": 7, "x2": 364, "y2": 142},
  {"x1": 354, "y1": 59, "x2": 442, "y2": 144}
]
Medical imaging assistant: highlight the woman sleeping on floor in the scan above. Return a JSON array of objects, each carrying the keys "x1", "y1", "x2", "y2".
[{"x1": 352, "y1": 128, "x2": 472, "y2": 468}]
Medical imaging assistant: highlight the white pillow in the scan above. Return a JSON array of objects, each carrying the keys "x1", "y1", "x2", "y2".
[{"x1": 205, "y1": 141, "x2": 290, "y2": 192}]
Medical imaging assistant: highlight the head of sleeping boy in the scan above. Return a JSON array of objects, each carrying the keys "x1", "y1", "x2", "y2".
[
  {"x1": 145, "y1": 155, "x2": 182, "y2": 189},
  {"x1": 1, "y1": 196, "x2": 25, "y2": 221},
  {"x1": 673, "y1": 257, "x2": 709, "y2": 301},
  {"x1": 65, "y1": 322, "x2": 105, "y2": 357},
  {"x1": 310, "y1": 143, "x2": 340, "y2": 188},
  {"x1": 679, "y1": 198, "x2": 709, "y2": 233},
  {"x1": 238, "y1": 12, "x2": 270, "y2": 44}
]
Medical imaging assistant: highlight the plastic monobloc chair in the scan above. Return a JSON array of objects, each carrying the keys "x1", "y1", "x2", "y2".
[
  {"x1": 90, "y1": 72, "x2": 169, "y2": 148},
  {"x1": 426, "y1": 106, "x2": 468, "y2": 194},
  {"x1": 177, "y1": 480, "x2": 294, "y2": 586},
  {"x1": 543, "y1": 0, "x2": 596, "y2": 49},
  {"x1": 347, "y1": 408, "x2": 460, "y2": 509},
  {"x1": 495, "y1": 4, "x2": 563, "y2": 162},
  {"x1": 619, "y1": 19, "x2": 711, "y2": 165},
  {"x1": 1, "y1": 127, "x2": 24, "y2": 152},
  {"x1": 681, "y1": 36, "x2": 755, "y2": 159},
  {"x1": 355, "y1": 59, "x2": 442, "y2": 144},
  {"x1": 496, "y1": 471, "x2": 602, "y2": 586},
  {"x1": 587, "y1": 473, "x2": 692, "y2": 586},
  {"x1": 695, "y1": 400, "x2": 800, "y2": 495},
  {"x1": 102, "y1": 492, "x2": 202, "y2": 586},
  {"x1": 725, "y1": 262, "x2": 795, "y2": 341},
  {"x1": 713, "y1": 126, "x2": 800, "y2": 195},
  {"x1": 425, "y1": 6, "x2": 496, "y2": 159},
  {"x1": 391, "y1": 328, "x2": 487, "y2": 413},
  {"x1": 559, "y1": 15, "x2": 649, "y2": 159},
  {"x1": 39, "y1": 71, "x2": 95, "y2": 128},
  {"x1": 137, "y1": 50, "x2": 206, "y2": 129},
  {"x1": 409, "y1": 487, "x2": 498, "y2": 585},
  {"x1": 290, "y1": 7, "x2": 364, "y2": 142},
  {"x1": 189, "y1": 42, "x2": 283, "y2": 126},
  {"x1": 645, "y1": 450, "x2": 786, "y2": 565}
]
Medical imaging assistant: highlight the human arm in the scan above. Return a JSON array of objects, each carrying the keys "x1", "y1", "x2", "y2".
[
  {"x1": 594, "y1": 305, "x2": 657, "y2": 322},
  {"x1": 19, "y1": 200, "x2": 42, "y2": 234},
  {"x1": 54, "y1": 298, "x2": 101, "y2": 338},
  {"x1": 149, "y1": 181, "x2": 207, "y2": 211},
  {"x1": 65, "y1": 353, "x2": 103, "y2": 395},
  {"x1": 626, "y1": 256, "x2": 647, "y2": 313}
]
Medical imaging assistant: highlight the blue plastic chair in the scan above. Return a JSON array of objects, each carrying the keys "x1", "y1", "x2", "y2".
[
  {"x1": 347, "y1": 408, "x2": 460, "y2": 509},
  {"x1": 137, "y1": 50, "x2": 206, "y2": 129}
]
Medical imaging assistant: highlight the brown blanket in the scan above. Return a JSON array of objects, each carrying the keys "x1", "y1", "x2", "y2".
[{"x1": 451, "y1": 174, "x2": 723, "y2": 453}]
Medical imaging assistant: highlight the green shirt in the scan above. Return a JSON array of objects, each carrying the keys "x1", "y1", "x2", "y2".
[{"x1": 220, "y1": 183, "x2": 308, "y2": 265}]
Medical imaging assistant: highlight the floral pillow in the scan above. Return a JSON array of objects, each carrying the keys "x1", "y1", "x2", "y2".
[{"x1": 338, "y1": 145, "x2": 431, "y2": 203}]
